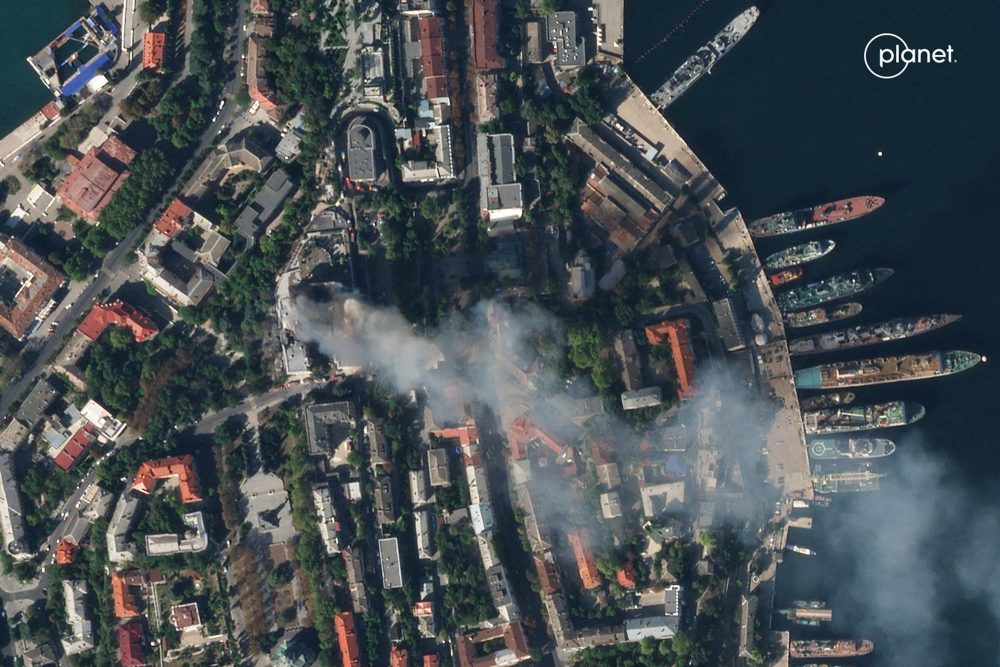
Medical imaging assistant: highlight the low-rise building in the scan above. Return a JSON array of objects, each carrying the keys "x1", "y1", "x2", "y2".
[
  {"x1": 477, "y1": 133, "x2": 523, "y2": 232},
  {"x1": 640, "y1": 481, "x2": 686, "y2": 517},
  {"x1": 342, "y1": 545, "x2": 370, "y2": 613},
  {"x1": 169, "y1": 602, "x2": 202, "y2": 631},
  {"x1": 426, "y1": 448, "x2": 450, "y2": 487},
  {"x1": 470, "y1": 0, "x2": 502, "y2": 71},
  {"x1": 0, "y1": 237, "x2": 65, "y2": 339},
  {"x1": 145, "y1": 511, "x2": 208, "y2": 556},
  {"x1": 78, "y1": 300, "x2": 158, "y2": 342},
  {"x1": 334, "y1": 611, "x2": 362, "y2": 667},
  {"x1": 142, "y1": 32, "x2": 166, "y2": 72},
  {"x1": 546, "y1": 11, "x2": 586, "y2": 69},
  {"x1": 599, "y1": 491, "x2": 622, "y2": 519},
  {"x1": 625, "y1": 584, "x2": 682, "y2": 641},
  {"x1": 645, "y1": 319, "x2": 697, "y2": 399},
  {"x1": 621, "y1": 386, "x2": 663, "y2": 411},
  {"x1": 132, "y1": 455, "x2": 202, "y2": 503},
  {"x1": 303, "y1": 401, "x2": 356, "y2": 464},
  {"x1": 379, "y1": 536, "x2": 404, "y2": 589},
  {"x1": 61, "y1": 580, "x2": 95, "y2": 655},
  {"x1": 455, "y1": 622, "x2": 531, "y2": 667},
  {"x1": 0, "y1": 453, "x2": 29, "y2": 561},
  {"x1": 374, "y1": 476, "x2": 397, "y2": 525},
  {"x1": 414, "y1": 509, "x2": 433, "y2": 560},
  {"x1": 117, "y1": 619, "x2": 145, "y2": 667},
  {"x1": 233, "y1": 169, "x2": 295, "y2": 243},
  {"x1": 346, "y1": 119, "x2": 381, "y2": 184},
  {"x1": 106, "y1": 492, "x2": 141, "y2": 563},
  {"x1": 567, "y1": 527, "x2": 601, "y2": 590},
  {"x1": 56, "y1": 136, "x2": 137, "y2": 223},
  {"x1": 313, "y1": 483, "x2": 341, "y2": 555}
]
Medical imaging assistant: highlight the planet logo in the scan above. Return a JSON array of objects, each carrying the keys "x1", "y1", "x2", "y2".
[{"x1": 864, "y1": 33, "x2": 956, "y2": 79}]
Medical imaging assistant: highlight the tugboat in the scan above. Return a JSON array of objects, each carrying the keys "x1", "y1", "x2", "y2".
[{"x1": 769, "y1": 266, "x2": 804, "y2": 287}]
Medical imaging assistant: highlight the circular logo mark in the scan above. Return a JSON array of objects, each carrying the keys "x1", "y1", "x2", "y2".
[{"x1": 864, "y1": 33, "x2": 909, "y2": 79}]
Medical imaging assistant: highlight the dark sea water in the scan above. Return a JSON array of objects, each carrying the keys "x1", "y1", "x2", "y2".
[
  {"x1": 626, "y1": 1, "x2": 1000, "y2": 665},
  {"x1": 0, "y1": 0, "x2": 91, "y2": 136}
]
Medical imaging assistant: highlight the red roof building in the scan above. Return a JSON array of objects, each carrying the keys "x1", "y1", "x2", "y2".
[
  {"x1": 41, "y1": 101, "x2": 61, "y2": 122},
  {"x1": 644, "y1": 319, "x2": 696, "y2": 399},
  {"x1": 55, "y1": 538, "x2": 79, "y2": 565},
  {"x1": 532, "y1": 553, "x2": 560, "y2": 595},
  {"x1": 455, "y1": 622, "x2": 531, "y2": 667},
  {"x1": 247, "y1": 34, "x2": 283, "y2": 120},
  {"x1": 390, "y1": 645, "x2": 409, "y2": 667},
  {"x1": 142, "y1": 32, "x2": 167, "y2": 71},
  {"x1": 0, "y1": 236, "x2": 65, "y2": 339},
  {"x1": 169, "y1": 602, "x2": 202, "y2": 630},
  {"x1": 430, "y1": 424, "x2": 479, "y2": 447},
  {"x1": 118, "y1": 619, "x2": 146, "y2": 666},
  {"x1": 423, "y1": 656, "x2": 439, "y2": 667},
  {"x1": 505, "y1": 416, "x2": 576, "y2": 474},
  {"x1": 153, "y1": 198, "x2": 192, "y2": 238},
  {"x1": 132, "y1": 455, "x2": 202, "y2": 503},
  {"x1": 470, "y1": 0, "x2": 503, "y2": 71},
  {"x1": 616, "y1": 562, "x2": 637, "y2": 589},
  {"x1": 334, "y1": 611, "x2": 362, "y2": 667},
  {"x1": 56, "y1": 136, "x2": 137, "y2": 223},
  {"x1": 53, "y1": 422, "x2": 97, "y2": 471},
  {"x1": 112, "y1": 571, "x2": 140, "y2": 618},
  {"x1": 416, "y1": 17, "x2": 449, "y2": 100},
  {"x1": 78, "y1": 300, "x2": 159, "y2": 343},
  {"x1": 566, "y1": 528, "x2": 601, "y2": 590},
  {"x1": 250, "y1": 0, "x2": 271, "y2": 15}
]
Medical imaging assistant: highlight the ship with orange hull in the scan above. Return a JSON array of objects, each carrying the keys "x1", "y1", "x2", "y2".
[
  {"x1": 749, "y1": 196, "x2": 885, "y2": 237},
  {"x1": 769, "y1": 266, "x2": 803, "y2": 286}
]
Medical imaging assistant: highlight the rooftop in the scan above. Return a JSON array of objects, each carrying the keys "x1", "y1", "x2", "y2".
[
  {"x1": 153, "y1": 198, "x2": 192, "y2": 238},
  {"x1": 56, "y1": 136, "x2": 136, "y2": 222},
  {"x1": 645, "y1": 319, "x2": 696, "y2": 399},
  {"x1": 169, "y1": 602, "x2": 202, "y2": 630},
  {"x1": 303, "y1": 402, "x2": 355, "y2": 457},
  {"x1": 567, "y1": 527, "x2": 601, "y2": 590},
  {"x1": 546, "y1": 11, "x2": 587, "y2": 68},
  {"x1": 142, "y1": 32, "x2": 166, "y2": 71},
  {"x1": 455, "y1": 621, "x2": 531, "y2": 667},
  {"x1": 78, "y1": 300, "x2": 158, "y2": 342},
  {"x1": 117, "y1": 619, "x2": 145, "y2": 667},
  {"x1": 334, "y1": 612, "x2": 362, "y2": 667},
  {"x1": 0, "y1": 237, "x2": 65, "y2": 339},
  {"x1": 132, "y1": 455, "x2": 202, "y2": 503},
  {"x1": 379, "y1": 536, "x2": 404, "y2": 589},
  {"x1": 470, "y1": 0, "x2": 502, "y2": 71}
]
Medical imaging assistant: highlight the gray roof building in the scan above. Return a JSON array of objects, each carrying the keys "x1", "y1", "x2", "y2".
[
  {"x1": 378, "y1": 536, "x2": 403, "y2": 589},
  {"x1": 343, "y1": 545, "x2": 370, "y2": 613},
  {"x1": 106, "y1": 491, "x2": 141, "y2": 563},
  {"x1": 61, "y1": 580, "x2": 95, "y2": 655},
  {"x1": 712, "y1": 297, "x2": 747, "y2": 352},
  {"x1": 600, "y1": 491, "x2": 622, "y2": 519},
  {"x1": 16, "y1": 376, "x2": 59, "y2": 428},
  {"x1": 145, "y1": 512, "x2": 208, "y2": 556},
  {"x1": 234, "y1": 169, "x2": 296, "y2": 242},
  {"x1": 346, "y1": 121, "x2": 379, "y2": 183},
  {"x1": 477, "y1": 133, "x2": 523, "y2": 229},
  {"x1": 426, "y1": 448, "x2": 451, "y2": 487},
  {"x1": 621, "y1": 386, "x2": 663, "y2": 411},
  {"x1": 0, "y1": 453, "x2": 28, "y2": 560},
  {"x1": 641, "y1": 481, "x2": 686, "y2": 517},
  {"x1": 546, "y1": 11, "x2": 587, "y2": 68},
  {"x1": 303, "y1": 402, "x2": 355, "y2": 458},
  {"x1": 374, "y1": 476, "x2": 397, "y2": 525},
  {"x1": 414, "y1": 509, "x2": 433, "y2": 560}
]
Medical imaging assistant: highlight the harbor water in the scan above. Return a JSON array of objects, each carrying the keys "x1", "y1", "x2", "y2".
[
  {"x1": 0, "y1": 0, "x2": 92, "y2": 137},
  {"x1": 627, "y1": 1, "x2": 1000, "y2": 665}
]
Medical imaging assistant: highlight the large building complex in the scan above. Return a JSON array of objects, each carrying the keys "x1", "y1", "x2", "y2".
[
  {"x1": 0, "y1": 236, "x2": 64, "y2": 339},
  {"x1": 56, "y1": 136, "x2": 137, "y2": 223}
]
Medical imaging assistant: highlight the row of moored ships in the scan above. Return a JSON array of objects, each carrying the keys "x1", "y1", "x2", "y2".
[{"x1": 750, "y1": 194, "x2": 983, "y2": 495}]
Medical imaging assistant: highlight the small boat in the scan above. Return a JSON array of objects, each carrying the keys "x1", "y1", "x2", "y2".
[{"x1": 769, "y1": 266, "x2": 804, "y2": 286}]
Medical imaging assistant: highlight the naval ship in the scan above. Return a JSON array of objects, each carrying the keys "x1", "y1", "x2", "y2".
[
  {"x1": 749, "y1": 196, "x2": 885, "y2": 237},
  {"x1": 785, "y1": 303, "x2": 862, "y2": 329},
  {"x1": 779, "y1": 269, "x2": 892, "y2": 312},
  {"x1": 799, "y1": 391, "x2": 855, "y2": 410},
  {"x1": 812, "y1": 464, "x2": 885, "y2": 493},
  {"x1": 808, "y1": 437, "x2": 896, "y2": 460},
  {"x1": 802, "y1": 401, "x2": 924, "y2": 434},
  {"x1": 651, "y1": 7, "x2": 760, "y2": 109},
  {"x1": 790, "y1": 639, "x2": 875, "y2": 659},
  {"x1": 789, "y1": 314, "x2": 962, "y2": 355},
  {"x1": 795, "y1": 350, "x2": 983, "y2": 388},
  {"x1": 764, "y1": 239, "x2": 836, "y2": 270}
]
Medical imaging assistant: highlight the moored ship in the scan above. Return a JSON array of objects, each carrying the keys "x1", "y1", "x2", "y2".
[
  {"x1": 795, "y1": 350, "x2": 983, "y2": 389},
  {"x1": 764, "y1": 239, "x2": 836, "y2": 270},
  {"x1": 812, "y1": 468, "x2": 885, "y2": 493},
  {"x1": 651, "y1": 7, "x2": 760, "y2": 109},
  {"x1": 769, "y1": 266, "x2": 803, "y2": 286},
  {"x1": 749, "y1": 196, "x2": 885, "y2": 237},
  {"x1": 802, "y1": 401, "x2": 924, "y2": 434},
  {"x1": 790, "y1": 638, "x2": 875, "y2": 659},
  {"x1": 786, "y1": 302, "x2": 862, "y2": 329},
  {"x1": 789, "y1": 314, "x2": 961, "y2": 355},
  {"x1": 779, "y1": 269, "x2": 893, "y2": 312},
  {"x1": 778, "y1": 607, "x2": 832, "y2": 625},
  {"x1": 808, "y1": 437, "x2": 896, "y2": 460},
  {"x1": 786, "y1": 544, "x2": 816, "y2": 556},
  {"x1": 800, "y1": 391, "x2": 855, "y2": 410}
]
